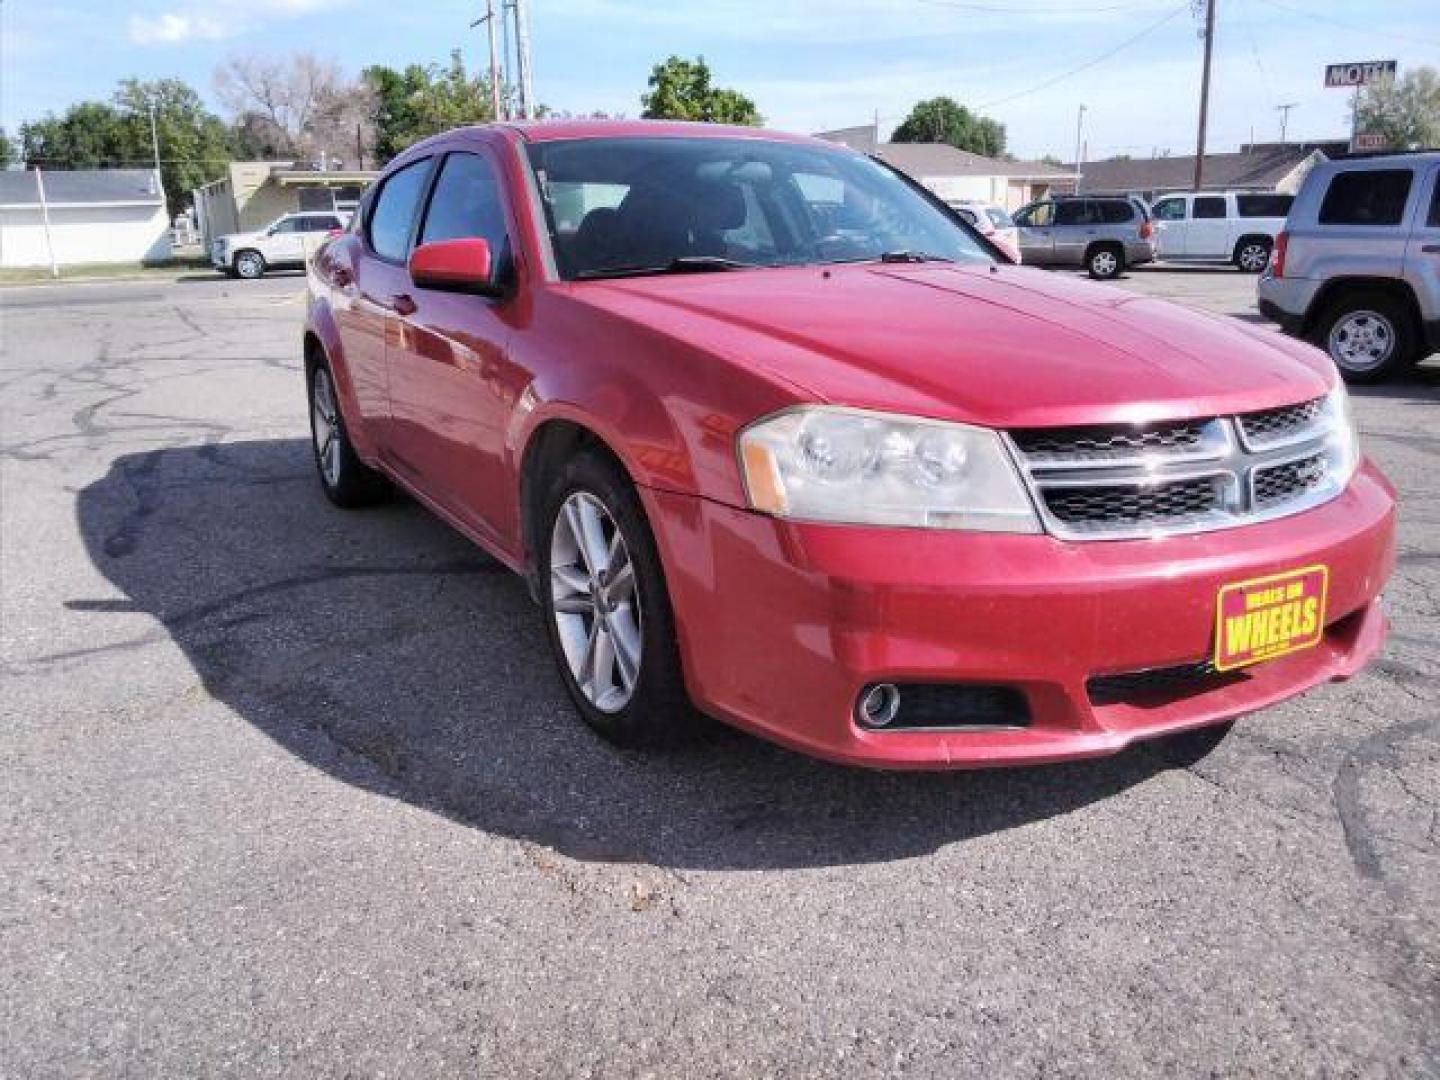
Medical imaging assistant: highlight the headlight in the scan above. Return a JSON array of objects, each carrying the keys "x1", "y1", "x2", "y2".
[
  {"x1": 1322, "y1": 381, "x2": 1360, "y2": 487},
  {"x1": 738, "y1": 406, "x2": 1041, "y2": 532}
]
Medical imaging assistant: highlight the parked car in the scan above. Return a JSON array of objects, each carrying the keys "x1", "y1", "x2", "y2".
[
  {"x1": 946, "y1": 200, "x2": 1021, "y2": 261},
  {"x1": 1259, "y1": 151, "x2": 1440, "y2": 382},
  {"x1": 212, "y1": 211, "x2": 348, "y2": 279},
  {"x1": 304, "y1": 121, "x2": 1393, "y2": 769},
  {"x1": 1011, "y1": 195, "x2": 1156, "y2": 278},
  {"x1": 1150, "y1": 191, "x2": 1293, "y2": 271}
]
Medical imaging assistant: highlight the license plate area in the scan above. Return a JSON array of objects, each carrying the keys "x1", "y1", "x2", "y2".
[{"x1": 1214, "y1": 565, "x2": 1328, "y2": 672}]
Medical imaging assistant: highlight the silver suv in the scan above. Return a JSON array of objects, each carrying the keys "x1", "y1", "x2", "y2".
[
  {"x1": 1011, "y1": 196, "x2": 1157, "y2": 279},
  {"x1": 1258, "y1": 151, "x2": 1440, "y2": 382}
]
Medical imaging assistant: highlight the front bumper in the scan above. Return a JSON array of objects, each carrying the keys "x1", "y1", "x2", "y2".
[
  {"x1": 1126, "y1": 239, "x2": 1158, "y2": 266},
  {"x1": 643, "y1": 461, "x2": 1395, "y2": 769}
]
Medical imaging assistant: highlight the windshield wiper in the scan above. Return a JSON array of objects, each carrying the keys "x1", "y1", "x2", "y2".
[
  {"x1": 877, "y1": 250, "x2": 953, "y2": 264},
  {"x1": 574, "y1": 256, "x2": 757, "y2": 280}
]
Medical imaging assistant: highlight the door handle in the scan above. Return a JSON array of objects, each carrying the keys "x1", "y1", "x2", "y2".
[{"x1": 390, "y1": 293, "x2": 417, "y2": 317}]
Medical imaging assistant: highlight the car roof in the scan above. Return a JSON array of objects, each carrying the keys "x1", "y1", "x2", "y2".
[{"x1": 492, "y1": 119, "x2": 833, "y2": 147}]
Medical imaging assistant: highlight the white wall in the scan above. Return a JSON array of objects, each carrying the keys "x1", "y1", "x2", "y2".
[
  {"x1": 0, "y1": 204, "x2": 172, "y2": 268},
  {"x1": 919, "y1": 175, "x2": 999, "y2": 204}
]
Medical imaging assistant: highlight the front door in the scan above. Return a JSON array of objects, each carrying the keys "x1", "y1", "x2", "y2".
[
  {"x1": 265, "y1": 217, "x2": 307, "y2": 265},
  {"x1": 1051, "y1": 199, "x2": 1096, "y2": 264},
  {"x1": 1187, "y1": 195, "x2": 1231, "y2": 258},
  {"x1": 386, "y1": 148, "x2": 528, "y2": 550},
  {"x1": 1013, "y1": 202, "x2": 1055, "y2": 264},
  {"x1": 1151, "y1": 195, "x2": 1188, "y2": 257}
]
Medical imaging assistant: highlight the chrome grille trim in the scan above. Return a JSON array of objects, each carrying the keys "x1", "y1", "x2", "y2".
[{"x1": 1006, "y1": 397, "x2": 1346, "y2": 541}]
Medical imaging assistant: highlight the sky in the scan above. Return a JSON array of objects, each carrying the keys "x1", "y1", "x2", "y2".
[{"x1": 2, "y1": 0, "x2": 1437, "y2": 163}]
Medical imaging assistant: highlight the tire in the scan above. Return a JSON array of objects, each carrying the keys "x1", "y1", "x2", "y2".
[
  {"x1": 1086, "y1": 244, "x2": 1124, "y2": 279},
  {"x1": 1309, "y1": 290, "x2": 1420, "y2": 384},
  {"x1": 234, "y1": 249, "x2": 266, "y2": 279},
  {"x1": 307, "y1": 360, "x2": 390, "y2": 508},
  {"x1": 1233, "y1": 237, "x2": 1271, "y2": 273},
  {"x1": 538, "y1": 449, "x2": 693, "y2": 746}
]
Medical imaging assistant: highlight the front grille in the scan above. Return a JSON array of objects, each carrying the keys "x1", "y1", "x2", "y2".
[
  {"x1": 1007, "y1": 396, "x2": 1343, "y2": 540},
  {"x1": 1087, "y1": 660, "x2": 1243, "y2": 706},
  {"x1": 1238, "y1": 397, "x2": 1324, "y2": 447},
  {"x1": 1044, "y1": 477, "x2": 1221, "y2": 529},
  {"x1": 1253, "y1": 453, "x2": 1327, "y2": 507},
  {"x1": 1011, "y1": 421, "x2": 1205, "y2": 463}
]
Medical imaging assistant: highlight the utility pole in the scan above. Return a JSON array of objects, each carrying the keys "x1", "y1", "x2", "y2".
[
  {"x1": 34, "y1": 168, "x2": 59, "y2": 279},
  {"x1": 513, "y1": 0, "x2": 534, "y2": 120},
  {"x1": 1192, "y1": 0, "x2": 1216, "y2": 191},
  {"x1": 147, "y1": 102, "x2": 162, "y2": 174},
  {"x1": 1275, "y1": 102, "x2": 1298, "y2": 143},
  {"x1": 470, "y1": 0, "x2": 504, "y2": 120},
  {"x1": 1073, "y1": 103, "x2": 1086, "y2": 194}
]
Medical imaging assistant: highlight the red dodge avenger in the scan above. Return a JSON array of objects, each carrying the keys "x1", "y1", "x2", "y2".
[{"x1": 303, "y1": 121, "x2": 1395, "y2": 769}]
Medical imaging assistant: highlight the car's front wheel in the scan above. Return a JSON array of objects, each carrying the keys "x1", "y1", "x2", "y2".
[
  {"x1": 1086, "y1": 244, "x2": 1124, "y2": 279},
  {"x1": 234, "y1": 249, "x2": 266, "y2": 279},
  {"x1": 307, "y1": 361, "x2": 390, "y2": 507},
  {"x1": 1312, "y1": 291, "x2": 1419, "y2": 384},
  {"x1": 539, "y1": 449, "x2": 692, "y2": 745}
]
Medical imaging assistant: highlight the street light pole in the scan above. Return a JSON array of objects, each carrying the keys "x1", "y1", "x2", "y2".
[
  {"x1": 513, "y1": 0, "x2": 534, "y2": 120},
  {"x1": 470, "y1": 0, "x2": 504, "y2": 120},
  {"x1": 1073, "y1": 103, "x2": 1086, "y2": 194}
]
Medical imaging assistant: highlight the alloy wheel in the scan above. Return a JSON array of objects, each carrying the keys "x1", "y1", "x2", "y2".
[
  {"x1": 1329, "y1": 310, "x2": 1394, "y2": 373},
  {"x1": 311, "y1": 368, "x2": 343, "y2": 487},
  {"x1": 549, "y1": 491, "x2": 642, "y2": 713},
  {"x1": 1090, "y1": 250, "x2": 1118, "y2": 277},
  {"x1": 236, "y1": 253, "x2": 263, "y2": 278},
  {"x1": 1238, "y1": 243, "x2": 1269, "y2": 272}
]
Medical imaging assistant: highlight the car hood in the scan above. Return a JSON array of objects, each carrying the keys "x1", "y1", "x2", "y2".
[
  {"x1": 217, "y1": 231, "x2": 262, "y2": 245},
  {"x1": 568, "y1": 262, "x2": 1333, "y2": 428}
]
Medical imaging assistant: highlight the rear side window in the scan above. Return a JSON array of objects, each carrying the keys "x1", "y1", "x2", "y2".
[
  {"x1": 1428, "y1": 174, "x2": 1440, "y2": 227},
  {"x1": 302, "y1": 215, "x2": 342, "y2": 232},
  {"x1": 368, "y1": 159, "x2": 432, "y2": 261},
  {"x1": 1193, "y1": 196, "x2": 1226, "y2": 219},
  {"x1": 1236, "y1": 193, "x2": 1292, "y2": 218},
  {"x1": 1055, "y1": 201, "x2": 1091, "y2": 226},
  {"x1": 420, "y1": 152, "x2": 509, "y2": 256},
  {"x1": 1095, "y1": 200, "x2": 1133, "y2": 224},
  {"x1": 1318, "y1": 169, "x2": 1413, "y2": 226}
]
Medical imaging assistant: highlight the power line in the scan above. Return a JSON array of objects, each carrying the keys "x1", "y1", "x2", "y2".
[
  {"x1": 1250, "y1": 0, "x2": 1440, "y2": 48},
  {"x1": 977, "y1": 2, "x2": 1188, "y2": 110},
  {"x1": 912, "y1": 0, "x2": 1170, "y2": 13}
]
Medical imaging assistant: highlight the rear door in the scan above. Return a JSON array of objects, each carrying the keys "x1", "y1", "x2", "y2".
[
  {"x1": 265, "y1": 216, "x2": 307, "y2": 264},
  {"x1": 1151, "y1": 195, "x2": 1188, "y2": 256},
  {"x1": 1403, "y1": 163, "x2": 1440, "y2": 328},
  {"x1": 386, "y1": 146, "x2": 525, "y2": 547},
  {"x1": 1051, "y1": 199, "x2": 1095, "y2": 264},
  {"x1": 1012, "y1": 202, "x2": 1055, "y2": 263},
  {"x1": 1187, "y1": 195, "x2": 1230, "y2": 257}
]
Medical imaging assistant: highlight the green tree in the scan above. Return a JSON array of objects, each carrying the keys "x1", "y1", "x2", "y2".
[
  {"x1": 640, "y1": 56, "x2": 760, "y2": 125},
  {"x1": 892, "y1": 97, "x2": 1006, "y2": 158},
  {"x1": 1355, "y1": 65, "x2": 1440, "y2": 150},
  {"x1": 0, "y1": 127, "x2": 15, "y2": 167},
  {"x1": 21, "y1": 79, "x2": 231, "y2": 215},
  {"x1": 364, "y1": 50, "x2": 497, "y2": 163}
]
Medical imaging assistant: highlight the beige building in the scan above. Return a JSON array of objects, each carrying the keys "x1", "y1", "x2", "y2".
[{"x1": 194, "y1": 162, "x2": 375, "y2": 245}]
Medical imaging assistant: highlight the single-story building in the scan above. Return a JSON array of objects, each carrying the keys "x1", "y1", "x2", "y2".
[
  {"x1": 1062, "y1": 142, "x2": 1345, "y2": 201},
  {"x1": 815, "y1": 128, "x2": 1072, "y2": 210},
  {"x1": 194, "y1": 161, "x2": 375, "y2": 246},
  {"x1": 0, "y1": 168, "x2": 170, "y2": 268}
]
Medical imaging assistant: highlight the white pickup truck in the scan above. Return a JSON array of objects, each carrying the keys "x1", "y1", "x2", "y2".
[
  {"x1": 1149, "y1": 191, "x2": 1293, "y2": 272},
  {"x1": 211, "y1": 211, "x2": 348, "y2": 279}
]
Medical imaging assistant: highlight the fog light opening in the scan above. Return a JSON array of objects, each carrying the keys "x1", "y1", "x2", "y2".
[{"x1": 858, "y1": 683, "x2": 902, "y2": 728}]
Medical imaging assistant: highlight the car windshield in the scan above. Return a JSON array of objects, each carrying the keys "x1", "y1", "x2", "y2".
[{"x1": 525, "y1": 136, "x2": 993, "y2": 280}]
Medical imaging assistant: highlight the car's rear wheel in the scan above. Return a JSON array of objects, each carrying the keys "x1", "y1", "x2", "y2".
[
  {"x1": 234, "y1": 250, "x2": 266, "y2": 279},
  {"x1": 539, "y1": 449, "x2": 692, "y2": 746},
  {"x1": 1234, "y1": 238, "x2": 1271, "y2": 273},
  {"x1": 307, "y1": 361, "x2": 390, "y2": 507},
  {"x1": 1086, "y1": 244, "x2": 1124, "y2": 279},
  {"x1": 1312, "y1": 291, "x2": 1419, "y2": 384}
]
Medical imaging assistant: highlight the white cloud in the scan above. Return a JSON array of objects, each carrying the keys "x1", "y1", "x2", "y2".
[
  {"x1": 128, "y1": 12, "x2": 234, "y2": 44},
  {"x1": 127, "y1": 0, "x2": 352, "y2": 46}
]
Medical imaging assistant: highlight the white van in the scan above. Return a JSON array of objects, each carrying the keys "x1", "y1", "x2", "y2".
[{"x1": 1149, "y1": 191, "x2": 1293, "y2": 272}]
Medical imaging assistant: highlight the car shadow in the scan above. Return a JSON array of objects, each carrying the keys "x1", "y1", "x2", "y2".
[{"x1": 70, "y1": 439, "x2": 1221, "y2": 871}]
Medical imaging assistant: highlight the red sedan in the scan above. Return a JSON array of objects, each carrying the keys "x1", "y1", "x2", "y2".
[{"x1": 303, "y1": 120, "x2": 1395, "y2": 769}]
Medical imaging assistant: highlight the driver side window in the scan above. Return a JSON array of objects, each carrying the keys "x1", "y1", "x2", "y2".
[
  {"x1": 1016, "y1": 203, "x2": 1053, "y2": 228},
  {"x1": 1153, "y1": 198, "x2": 1186, "y2": 221}
]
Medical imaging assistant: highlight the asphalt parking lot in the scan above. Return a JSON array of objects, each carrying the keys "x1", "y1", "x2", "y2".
[{"x1": 2, "y1": 265, "x2": 1437, "y2": 1077}]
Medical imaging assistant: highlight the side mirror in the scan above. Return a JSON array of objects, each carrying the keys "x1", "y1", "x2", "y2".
[{"x1": 408, "y1": 237, "x2": 502, "y2": 297}]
